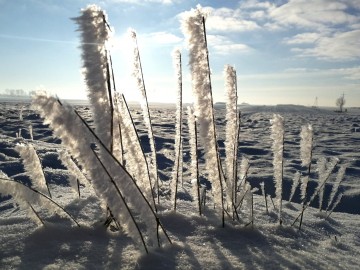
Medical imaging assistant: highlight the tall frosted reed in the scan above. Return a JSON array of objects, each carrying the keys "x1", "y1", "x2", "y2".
[
  {"x1": 299, "y1": 124, "x2": 313, "y2": 202},
  {"x1": 171, "y1": 49, "x2": 183, "y2": 210},
  {"x1": 130, "y1": 29, "x2": 160, "y2": 204},
  {"x1": 326, "y1": 164, "x2": 346, "y2": 211},
  {"x1": 15, "y1": 143, "x2": 51, "y2": 198},
  {"x1": 270, "y1": 114, "x2": 284, "y2": 224},
  {"x1": 187, "y1": 106, "x2": 201, "y2": 215},
  {"x1": 114, "y1": 93, "x2": 155, "y2": 210},
  {"x1": 181, "y1": 6, "x2": 224, "y2": 225},
  {"x1": 73, "y1": 5, "x2": 113, "y2": 150},
  {"x1": 224, "y1": 64, "x2": 238, "y2": 209}
]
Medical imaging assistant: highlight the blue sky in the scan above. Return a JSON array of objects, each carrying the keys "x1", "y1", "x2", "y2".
[{"x1": 0, "y1": 0, "x2": 359, "y2": 107}]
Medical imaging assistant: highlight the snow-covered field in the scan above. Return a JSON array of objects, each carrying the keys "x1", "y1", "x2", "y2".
[{"x1": 0, "y1": 101, "x2": 359, "y2": 269}]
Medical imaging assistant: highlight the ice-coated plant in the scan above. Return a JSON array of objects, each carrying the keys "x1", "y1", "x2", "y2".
[
  {"x1": 289, "y1": 171, "x2": 301, "y2": 203},
  {"x1": 15, "y1": 143, "x2": 51, "y2": 198},
  {"x1": 187, "y1": 106, "x2": 202, "y2": 215},
  {"x1": 0, "y1": 170, "x2": 79, "y2": 227},
  {"x1": 317, "y1": 157, "x2": 327, "y2": 211},
  {"x1": 224, "y1": 64, "x2": 239, "y2": 211},
  {"x1": 72, "y1": 5, "x2": 113, "y2": 151},
  {"x1": 326, "y1": 163, "x2": 347, "y2": 212},
  {"x1": 299, "y1": 124, "x2": 313, "y2": 202},
  {"x1": 171, "y1": 48, "x2": 183, "y2": 211},
  {"x1": 270, "y1": 114, "x2": 284, "y2": 224},
  {"x1": 58, "y1": 150, "x2": 90, "y2": 198},
  {"x1": 130, "y1": 29, "x2": 160, "y2": 204},
  {"x1": 181, "y1": 5, "x2": 225, "y2": 226},
  {"x1": 114, "y1": 93, "x2": 155, "y2": 210}
]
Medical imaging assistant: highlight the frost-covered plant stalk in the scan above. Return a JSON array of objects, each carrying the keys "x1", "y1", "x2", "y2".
[
  {"x1": 187, "y1": 106, "x2": 201, "y2": 215},
  {"x1": 15, "y1": 143, "x2": 51, "y2": 198},
  {"x1": 326, "y1": 164, "x2": 346, "y2": 211},
  {"x1": 73, "y1": 5, "x2": 113, "y2": 151},
  {"x1": 181, "y1": 6, "x2": 224, "y2": 225},
  {"x1": 299, "y1": 124, "x2": 313, "y2": 202},
  {"x1": 0, "y1": 171, "x2": 79, "y2": 227},
  {"x1": 294, "y1": 157, "x2": 339, "y2": 229},
  {"x1": 260, "y1": 182, "x2": 268, "y2": 214},
  {"x1": 115, "y1": 93, "x2": 155, "y2": 210},
  {"x1": 171, "y1": 49, "x2": 183, "y2": 211},
  {"x1": 29, "y1": 125, "x2": 33, "y2": 140},
  {"x1": 130, "y1": 29, "x2": 160, "y2": 204},
  {"x1": 317, "y1": 157, "x2": 327, "y2": 210},
  {"x1": 59, "y1": 150, "x2": 91, "y2": 198},
  {"x1": 224, "y1": 65, "x2": 238, "y2": 209},
  {"x1": 270, "y1": 114, "x2": 284, "y2": 224},
  {"x1": 289, "y1": 171, "x2": 301, "y2": 202}
]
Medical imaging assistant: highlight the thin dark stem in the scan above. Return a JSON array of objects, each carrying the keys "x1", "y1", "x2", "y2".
[
  {"x1": 194, "y1": 120, "x2": 202, "y2": 216},
  {"x1": 264, "y1": 190, "x2": 269, "y2": 214},
  {"x1": 233, "y1": 110, "x2": 241, "y2": 214},
  {"x1": 27, "y1": 201, "x2": 45, "y2": 226},
  {"x1": 279, "y1": 127, "x2": 285, "y2": 225},
  {"x1": 77, "y1": 178, "x2": 81, "y2": 198},
  {"x1": 105, "y1": 50, "x2": 114, "y2": 153}
]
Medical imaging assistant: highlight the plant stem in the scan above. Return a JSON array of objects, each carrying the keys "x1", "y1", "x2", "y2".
[{"x1": 27, "y1": 201, "x2": 45, "y2": 226}]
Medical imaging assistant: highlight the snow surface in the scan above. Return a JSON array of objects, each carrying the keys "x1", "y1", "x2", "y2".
[{"x1": 1, "y1": 101, "x2": 359, "y2": 269}]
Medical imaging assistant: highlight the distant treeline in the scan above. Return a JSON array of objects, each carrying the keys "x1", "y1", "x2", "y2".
[{"x1": 0, "y1": 89, "x2": 36, "y2": 97}]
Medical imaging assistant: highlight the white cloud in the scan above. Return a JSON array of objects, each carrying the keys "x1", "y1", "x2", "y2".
[
  {"x1": 283, "y1": 32, "x2": 323, "y2": 44},
  {"x1": 142, "y1": 31, "x2": 182, "y2": 44},
  {"x1": 268, "y1": 0, "x2": 359, "y2": 30},
  {"x1": 207, "y1": 35, "x2": 252, "y2": 55},
  {"x1": 291, "y1": 29, "x2": 360, "y2": 60},
  {"x1": 202, "y1": 6, "x2": 261, "y2": 32},
  {"x1": 108, "y1": 0, "x2": 175, "y2": 4},
  {"x1": 207, "y1": 16, "x2": 260, "y2": 32},
  {"x1": 284, "y1": 66, "x2": 360, "y2": 81}
]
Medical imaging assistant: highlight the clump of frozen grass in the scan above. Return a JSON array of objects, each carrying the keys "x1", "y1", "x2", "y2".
[
  {"x1": 32, "y1": 94, "x2": 169, "y2": 252},
  {"x1": 270, "y1": 114, "x2": 284, "y2": 224}
]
